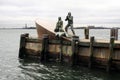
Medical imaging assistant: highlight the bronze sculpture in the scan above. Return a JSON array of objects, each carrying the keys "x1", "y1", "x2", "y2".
[
  {"x1": 54, "y1": 17, "x2": 64, "y2": 32},
  {"x1": 65, "y1": 12, "x2": 75, "y2": 35},
  {"x1": 54, "y1": 17, "x2": 66, "y2": 37}
]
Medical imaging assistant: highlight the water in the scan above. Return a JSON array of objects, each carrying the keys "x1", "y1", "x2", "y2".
[
  {"x1": 72, "y1": 29, "x2": 120, "y2": 40},
  {"x1": 0, "y1": 29, "x2": 120, "y2": 80}
]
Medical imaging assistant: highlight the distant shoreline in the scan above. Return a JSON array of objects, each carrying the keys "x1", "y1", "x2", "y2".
[
  {"x1": 74, "y1": 26, "x2": 120, "y2": 29},
  {"x1": 1, "y1": 26, "x2": 120, "y2": 30},
  {"x1": 0, "y1": 27, "x2": 36, "y2": 30}
]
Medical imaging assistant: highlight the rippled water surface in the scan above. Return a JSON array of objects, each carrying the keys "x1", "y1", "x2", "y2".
[{"x1": 0, "y1": 29, "x2": 120, "y2": 80}]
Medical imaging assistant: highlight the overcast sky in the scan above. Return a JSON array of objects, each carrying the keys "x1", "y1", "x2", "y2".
[{"x1": 1, "y1": 0, "x2": 120, "y2": 28}]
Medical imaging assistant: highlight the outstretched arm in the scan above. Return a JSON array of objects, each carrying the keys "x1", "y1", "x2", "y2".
[{"x1": 65, "y1": 16, "x2": 68, "y2": 21}]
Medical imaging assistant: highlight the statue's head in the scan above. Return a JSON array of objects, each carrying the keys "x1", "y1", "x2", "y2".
[
  {"x1": 58, "y1": 17, "x2": 61, "y2": 20},
  {"x1": 68, "y1": 12, "x2": 71, "y2": 16}
]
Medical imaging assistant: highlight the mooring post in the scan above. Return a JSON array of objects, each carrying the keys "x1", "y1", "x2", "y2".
[
  {"x1": 41, "y1": 34, "x2": 49, "y2": 62},
  {"x1": 59, "y1": 37, "x2": 63, "y2": 62},
  {"x1": 71, "y1": 36, "x2": 79, "y2": 66},
  {"x1": 19, "y1": 33, "x2": 29, "y2": 59},
  {"x1": 110, "y1": 28, "x2": 118, "y2": 40},
  {"x1": 88, "y1": 36, "x2": 94, "y2": 68},
  {"x1": 106, "y1": 37, "x2": 114, "y2": 72},
  {"x1": 84, "y1": 27, "x2": 89, "y2": 39}
]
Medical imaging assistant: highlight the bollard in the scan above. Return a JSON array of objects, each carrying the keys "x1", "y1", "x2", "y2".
[
  {"x1": 59, "y1": 37, "x2": 63, "y2": 62},
  {"x1": 71, "y1": 36, "x2": 79, "y2": 66},
  {"x1": 110, "y1": 28, "x2": 118, "y2": 40},
  {"x1": 106, "y1": 37, "x2": 114, "y2": 72},
  {"x1": 41, "y1": 34, "x2": 49, "y2": 62},
  {"x1": 88, "y1": 36, "x2": 94, "y2": 68},
  {"x1": 19, "y1": 33, "x2": 29, "y2": 59},
  {"x1": 84, "y1": 27, "x2": 89, "y2": 39}
]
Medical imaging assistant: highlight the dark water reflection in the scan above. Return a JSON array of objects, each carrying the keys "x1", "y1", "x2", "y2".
[{"x1": 18, "y1": 59, "x2": 120, "y2": 80}]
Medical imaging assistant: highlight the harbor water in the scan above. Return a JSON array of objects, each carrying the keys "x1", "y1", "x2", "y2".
[{"x1": 0, "y1": 29, "x2": 120, "y2": 80}]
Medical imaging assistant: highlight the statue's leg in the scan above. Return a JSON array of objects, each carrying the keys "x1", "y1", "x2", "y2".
[
  {"x1": 71, "y1": 24, "x2": 75, "y2": 35},
  {"x1": 54, "y1": 25, "x2": 59, "y2": 32},
  {"x1": 65, "y1": 24, "x2": 69, "y2": 33}
]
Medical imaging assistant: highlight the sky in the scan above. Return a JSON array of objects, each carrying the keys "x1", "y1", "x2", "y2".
[{"x1": 1, "y1": 0, "x2": 120, "y2": 28}]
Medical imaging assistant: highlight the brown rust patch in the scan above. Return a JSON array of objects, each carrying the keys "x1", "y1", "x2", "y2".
[
  {"x1": 26, "y1": 43, "x2": 42, "y2": 52},
  {"x1": 26, "y1": 49, "x2": 40, "y2": 56}
]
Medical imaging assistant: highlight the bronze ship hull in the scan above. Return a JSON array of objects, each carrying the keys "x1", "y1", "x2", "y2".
[{"x1": 35, "y1": 20, "x2": 55, "y2": 39}]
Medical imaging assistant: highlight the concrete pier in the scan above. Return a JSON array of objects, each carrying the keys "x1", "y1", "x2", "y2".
[{"x1": 19, "y1": 28, "x2": 120, "y2": 72}]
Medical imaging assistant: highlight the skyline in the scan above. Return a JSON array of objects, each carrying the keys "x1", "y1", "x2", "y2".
[{"x1": 1, "y1": 0, "x2": 120, "y2": 28}]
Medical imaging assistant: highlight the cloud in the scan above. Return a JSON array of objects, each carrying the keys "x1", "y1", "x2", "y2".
[{"x1": 0, "y1": 0, "x2": 120, "y2": 27}]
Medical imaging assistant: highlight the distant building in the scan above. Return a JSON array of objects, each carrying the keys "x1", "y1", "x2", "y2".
[
  {"x1": 25, "y1": 24, "x2": 27, "y2": 28},
  {"x1": 88, "y1": 26, "x2": 95, "y2": 29}
]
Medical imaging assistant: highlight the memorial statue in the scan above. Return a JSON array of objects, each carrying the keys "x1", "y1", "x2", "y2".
[
  {"x1": 54, "y1": 17, "x2": 64, "y2": 32},
  {"x1": 54, "y1": 17, "x2": 65, "y2": 37},
  {"x1": 65, "y1": 12, "x2": 75, "y2": 35}
]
